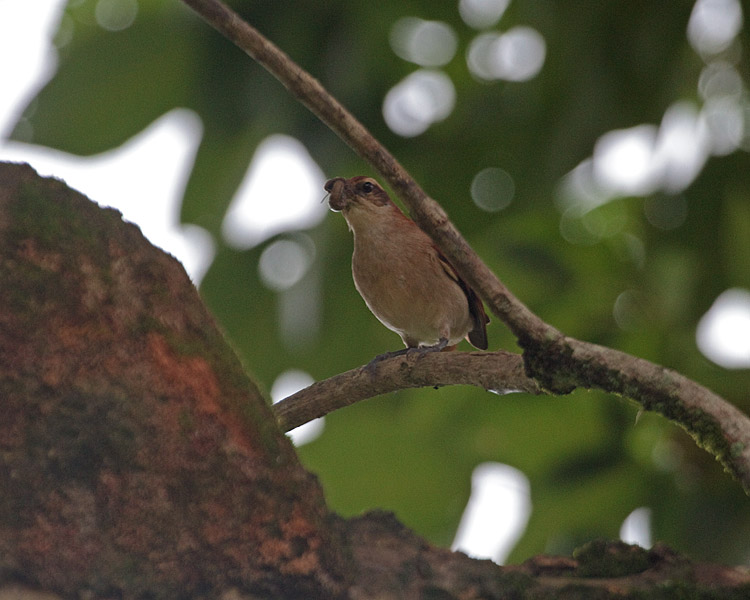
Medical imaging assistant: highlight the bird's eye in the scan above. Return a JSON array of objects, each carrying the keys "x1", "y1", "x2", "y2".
[{"x1": 361, "y1": 181, "x2": 374, "y2": 193}]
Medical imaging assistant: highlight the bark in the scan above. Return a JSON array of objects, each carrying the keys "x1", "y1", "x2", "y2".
[
  {"x1": 2, "y1": 162, "x2": 749, "y2": 598},
  {"x1": 0, "y1": 162, "x2": 346, "y2": 598}
]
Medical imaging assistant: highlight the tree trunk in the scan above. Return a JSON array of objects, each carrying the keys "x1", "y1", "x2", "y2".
[{"x1": 1, "y1": 161, "x2": 747, "y2": 598}]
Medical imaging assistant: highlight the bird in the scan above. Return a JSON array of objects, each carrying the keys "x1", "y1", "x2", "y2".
[{"x1": 324, "y1": 175, "x2": 488, "y2": 358}]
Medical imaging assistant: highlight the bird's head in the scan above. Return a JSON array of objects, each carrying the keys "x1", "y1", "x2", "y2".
[
  {"x1": 324, "y1": 176, "x2": 393, "y2": 213},
  {"x1": 324, "y1": 176, "x2": 406, "y2": 234}
]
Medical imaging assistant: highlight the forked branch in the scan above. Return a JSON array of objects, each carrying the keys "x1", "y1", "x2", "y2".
[{"x1": 179, "y1": 0, "x2": 750, "y2": 494}]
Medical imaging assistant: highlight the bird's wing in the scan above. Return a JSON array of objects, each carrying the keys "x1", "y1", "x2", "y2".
[{"x1": 434, "y1": 246, "x2": 489, "y2": 350}]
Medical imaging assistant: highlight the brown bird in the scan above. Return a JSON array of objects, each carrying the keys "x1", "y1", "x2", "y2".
[{"x1": 325, "y1": 176, "x2": 488, "y2": 356}]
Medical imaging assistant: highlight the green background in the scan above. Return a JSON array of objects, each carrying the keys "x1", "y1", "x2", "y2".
[{"x1": 12, "y1": 0, "x2": 750, "y2": 564}]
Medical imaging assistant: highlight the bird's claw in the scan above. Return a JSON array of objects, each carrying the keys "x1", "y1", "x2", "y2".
[
  {"x1": 362, "y1": 338, "x2": 449, "y2": 375},
  {"x1": 363, "y1": 348, "x2": 407, "y2": 375},
  {"x1": 415, "y1": 338, "x2": 449, "y2": 355}
]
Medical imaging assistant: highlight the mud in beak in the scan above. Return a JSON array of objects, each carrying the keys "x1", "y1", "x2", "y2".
[{"x1": 324, "y1": 177, "x2": 347, "y2": 211}]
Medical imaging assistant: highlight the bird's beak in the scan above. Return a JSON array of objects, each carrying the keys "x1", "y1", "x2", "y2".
[{"x1": 324, "y1": 177, "x2": 348, "y2": 212}]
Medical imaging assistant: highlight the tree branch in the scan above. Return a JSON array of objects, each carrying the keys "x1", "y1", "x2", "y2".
[
  {"x1": 178, "y1": 0, "x2": 750, "y2": 494},
  {"x1": 275, "y1": 351, "x2": 543, "y2": 432}
]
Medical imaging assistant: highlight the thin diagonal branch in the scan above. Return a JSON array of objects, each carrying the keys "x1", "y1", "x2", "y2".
[
  {"x1": 176, "y1": 0, "x2": 543, "y2": 341},
  {"x1": 179, "y1": 0, "x2": 750, "y2": 494}
]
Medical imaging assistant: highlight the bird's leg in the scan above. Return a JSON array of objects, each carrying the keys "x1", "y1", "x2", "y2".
[
  {"x1": 416, "y1": 337, "x2": 450, "y2": 354},
  {"x1": 364, "y1": 338, "x2": 450, "y2": 373},
  {"x1": 364, "y1": 347, "x2": 410, "y2": 372}
]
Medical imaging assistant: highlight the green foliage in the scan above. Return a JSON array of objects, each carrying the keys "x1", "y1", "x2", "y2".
[{"x1": 14, "y1": 0, "x2": 750, "y2": 564}]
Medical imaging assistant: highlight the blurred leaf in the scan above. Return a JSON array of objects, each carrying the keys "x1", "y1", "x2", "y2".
[{"x1": 14, "y1": 0, "x2": 196, "y2": 153}]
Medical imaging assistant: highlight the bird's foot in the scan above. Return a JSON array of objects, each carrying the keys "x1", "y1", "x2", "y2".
[
  {"x1": 415, "y1": 338, "x2": 450, "y2": 354},
  {"x1": 363, "y1": 339, "x2": 450, "y2": 374},
  {"x1": 363, "y1": 348, "x2": 408, "y2": 374}
]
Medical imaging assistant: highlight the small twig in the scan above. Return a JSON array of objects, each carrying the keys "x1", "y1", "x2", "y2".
[
  {"x1": 179, "y1": 0, "x2": 750, "y2": 494},
  {"x1": 274, "y1": 351, "x2": 543, "y2": 432}
]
